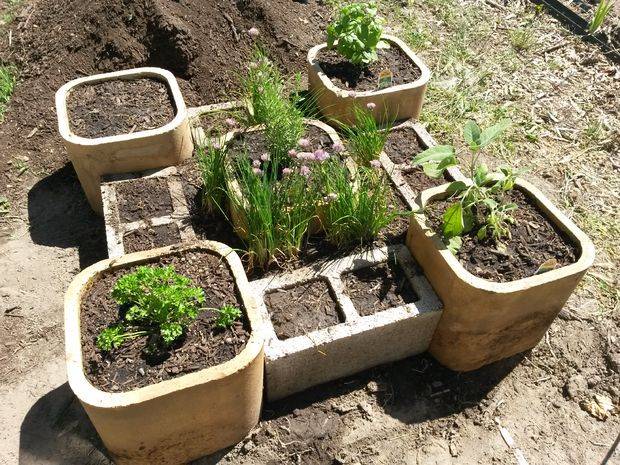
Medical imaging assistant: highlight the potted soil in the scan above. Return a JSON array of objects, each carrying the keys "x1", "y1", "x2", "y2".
[
  {"x1": 307, "y1": 2, "x2": 430, "y2": 125},
  {"x1": 56, "y1": 67, "x2": 194, "y2": 214},
  {"x1": 64, "y1": 241, "x2": 265, "y2": 464},
  {"x1": 406, "y1": 121, "x2": 595, "y2": 371}
]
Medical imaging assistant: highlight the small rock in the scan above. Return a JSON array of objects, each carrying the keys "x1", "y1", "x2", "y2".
[
  {"x1": 138, "y1": 367, "x2": 145, "y2": 376},
  {"x1": 225, "y1": 337, "x2": 233, "y2": 344},
  {"x1": 357, "y1": 402, "x2": 373, "y2": 417},
  {"x1": 293, "y1": 408, "x2": 302, "y2": 417},
  {"x1": 366, "y1": 381, "x2": 380, "y2": 393},
  {"x1": 241, "y1": 441, "x2": 254, "y2": 453},
  {"x1": 563, "y1": 375, "x2": 587, "y2": 399}
]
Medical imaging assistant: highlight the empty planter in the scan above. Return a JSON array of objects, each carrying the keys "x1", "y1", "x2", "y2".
[
  {"x1": 56, "y1": 67, "x2": 194, "y2": 214},
  {"x1": 406, "y1": 179, "x2": 595, "y2": 371}
]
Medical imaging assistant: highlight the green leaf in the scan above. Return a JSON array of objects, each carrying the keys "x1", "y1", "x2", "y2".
[
  {"x1": 479, "y1": 119, "x2": 511, "y2": 148},
  {"x1": 412, "y1": 145, "x2": 455, "y2": 165},
  {"x1": 446, "y1": 181, "x2": 467, "y2": 195},
  {"x1": 463, "y1": 121, "x2": 481, "y2": 150},
  {"x1": 446, "y1": 236, "x2": 462, "y2": 254},
  {"x1": 442, "y1": 202, "x2": 464, "y2": 238},
  {"x1": 477, "y1": 225, "x2": 488, "y2": 240},
  {"x1": 462, "y1": 207, "x2": 475, "y2": 233},
  {"x1": 474, "y1": 163, "x2": 489, "y2": 186}
]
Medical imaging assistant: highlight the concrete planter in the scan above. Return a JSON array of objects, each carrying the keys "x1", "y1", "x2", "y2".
[
  {"x1": 250, "y1": 244, "x2": 443, "y2": 401},
  {"x1": 56, "y1": 67, "x2": 194, "y2": 215},
  {"x1": 188, "y1": 100, "x2": 245, "y2": 148},
  {"x1": 100, "y1": 167, "x2": 196, "y2": 258},
  {"x1": 224, "y1": 118, "x2": 346, "y2": 239},
  {"x1": 64, "y1": 242, "x2": 265, "y2": 464},
  {"x1": 406, "y1": 180, "x2": 595, "y2": 372},
  {"x1": 307, "y1": 34, "x2": 431, "y2": 125}
]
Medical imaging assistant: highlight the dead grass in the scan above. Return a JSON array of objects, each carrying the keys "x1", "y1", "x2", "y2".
[{"x1": 383, "y1": 0, "x2": 619, "y2": 317}]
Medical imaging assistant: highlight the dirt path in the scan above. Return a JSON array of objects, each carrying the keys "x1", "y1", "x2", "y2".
[{"x1": 0, "y1": 0, "x2": 618, "y2": 464}]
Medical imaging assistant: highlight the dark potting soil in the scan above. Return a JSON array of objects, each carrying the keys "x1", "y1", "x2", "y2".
[
  {"x1": 123, "y1": 223, "x2": 181, "y2": 254},
  {"x1": 67, "y1": 78, "x2": 176, "y2": 138},
  {"x1": 317, "y1": 46, "x2": 422, "y2": 92},
  {"x1": 227, "y1": 125, "x2": 334, "y2": 164},
  {"x1": 384, "y1": 126, "x2": 424, "y2": 165},
  {"x1": 343, "y1": 258, "x2": 418, "y2": 316},
  {"x1": 265, "y1": 279, "x2": 343, "y2": 340},
  {"x1": 80, "y1": 250, "x2": 250, "y2": 392},
  {"x1": 425, "y1": 188, "x2": 579, "y2": 282},
  {"x1": 115, "y1": 177, "x2": 174, "y2": 223},
  {"x1": 401, "y1": 166, "x2": 451, "y2": 194}
]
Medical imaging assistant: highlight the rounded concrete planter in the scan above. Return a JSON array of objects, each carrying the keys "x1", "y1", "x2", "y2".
[
  {"x1": 56, "y1": 67, "x2": 194, "y2": 215},
  {"x1": 64, "y1": 241, "x2": 265, "y2": 465},
  {"x1": 406, "y1": 179, "x2": 595, "y2": 372},
  {"x1": 307, "y1": 34, "x2": 431, "y2": 125},
  {"x1": 224, "y1": 118, "x2": 346, "y2": 239}
]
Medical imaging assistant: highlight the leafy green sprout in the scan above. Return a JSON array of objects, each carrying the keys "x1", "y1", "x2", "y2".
[
  {"x1": 214, "y1": 305, "x2": 242, "y2": 329},
  {"x1": 413, "y1": 119, "x2": 521, "y2": 253},
  {"x1": 198, "y1": 141, "x2": 228, "y2": 215},
  {"x1": 0, "y1": 66, "x2": 16, "y2": 121},
  {"x1": 96, "y1": 266, "x2": 205, "y2": 352},
  {"x1": 588, "y1": 0, "x2": 614, "y2": 34},
  {"x1": 327, "y1": 2, "x2": 387, "y2": 66}
]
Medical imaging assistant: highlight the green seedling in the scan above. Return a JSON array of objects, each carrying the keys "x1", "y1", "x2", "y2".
[{"x1": 214, "y1": 305, "x2": 242, "y2": 329}]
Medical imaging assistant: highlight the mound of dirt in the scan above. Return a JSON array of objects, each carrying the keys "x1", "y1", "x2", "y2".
[{"x1": 0, "y1": 0, "x2": 333, "y2": 194}]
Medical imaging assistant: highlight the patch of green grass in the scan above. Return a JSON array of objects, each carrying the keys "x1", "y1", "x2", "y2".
[
  {"x1": 0, "y1": 66, "x2": 16, "y2": 121},
  {"x1": 509, "y1": 27, "x2": 535, "y2": 52}
]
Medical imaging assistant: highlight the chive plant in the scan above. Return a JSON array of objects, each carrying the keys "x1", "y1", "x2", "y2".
[
  {"x1": 197, "y1": 141, "x2": 228, "y2": 215},
  {"x1": 341, "y1": 104, "x2": 392, "y2": 167}
]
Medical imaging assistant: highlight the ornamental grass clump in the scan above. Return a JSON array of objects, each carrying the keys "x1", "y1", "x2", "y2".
[
  {"x1": 341, "y1": 103, "x2": 392, "y2": 167},
  {"x1": 412, "y1": 119, "x2": 521, "y2": 253},
  {"x1": 327, "y1": 2, "x2": 386, "y2": 66},
  {"x1": 317, "y1": 158, "x2": 400, "y2": 246}
]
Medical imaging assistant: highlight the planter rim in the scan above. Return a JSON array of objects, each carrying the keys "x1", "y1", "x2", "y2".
[
  {"x1": 307, "y1": 34, "x2": 431, "y2": 98},
  {"x1": 56, "y1": 67, "x2": 188, "y2": 147},
  {"x1": 64, "y1": 241, "x2": 264, "y2": 409},
  {"x1": 414, "y1": 179, "x2": 595, "y2": 292}
]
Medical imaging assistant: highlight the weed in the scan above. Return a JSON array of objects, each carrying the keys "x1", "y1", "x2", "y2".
[
  {"x1": 509, "y1": 28, "x2": 535, "y2": 51},
  {"x1": 97, "y1": 266, "x2": 205, "y2": 351},
  {"x1": 215, "y1": 305, "x2": 242, "y2": 329},
  {"x1": 0, "y1": 66, "x2": 16, "y2": 121},
  {"x1": 588, "y1": 0, "x2": 614, "y2": 34}
]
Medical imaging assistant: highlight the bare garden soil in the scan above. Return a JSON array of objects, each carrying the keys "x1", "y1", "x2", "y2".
[
  {"x1": 265, "y1": 278, "x2": 342, "y2": 340},
  {"x1": 343, "y1": 258, "x2": 419, "y2": 316},
  {"x1": 384, "y1": 126, "x2": 424, "y2": 165},
  {"x1": 80, "y1": 250, "x2": 250, "y2": 392},
  {"x1": 66, "y1": 78, "x2": 176, "y2": 138},
  {"x1": 317, "y1": 46, "x2": 422, "y2": 92},
  {"x1": 115, "y1": 177, "x2": 174, "y2": 223},
  {"x1": 122, "y1": 223, "x2": 181, "y2": 254},
  {"x1": 425, "y1": 188, "x2": 579, "y2": 282}
]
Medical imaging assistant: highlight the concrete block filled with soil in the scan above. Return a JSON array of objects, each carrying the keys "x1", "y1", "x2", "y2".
[
  {"x1": 56, "y1": 67, "x2": 193, "y2": 214},
  {"x1": 250, "y1": 244, "x2": 443, "y2": 401},
  {"x1": 407, "y1": 179, "x2": 595, "y2": 371},
  {"x1": 64, "y1": 241, "x2": 265, "y2": 465},
  {"x1": 308, "y1": 35, "x2": 431, "y2": 125},
  {"x1": 101, "y1": 166, "x2": 196, "y2": 257}
]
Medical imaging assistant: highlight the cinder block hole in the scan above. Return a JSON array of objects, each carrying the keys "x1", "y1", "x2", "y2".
[
  {"x1": 342, "y1": 255, "x2": 419, "y2": 316},
  {"x1": 264, "y1": 278, "x2": 344, "y2": 340},
  {"x1": 122, "y1": 223, "x2": 181, "y2": 253}
]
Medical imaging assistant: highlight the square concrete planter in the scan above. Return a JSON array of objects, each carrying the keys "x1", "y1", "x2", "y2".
[
  {"x1": 250, "y1": 243, "x2": 443, "y2": 401},
  {"x1": 64, "y1": 241, "x2": 265, "y2": 464},
  {"x1": 406, "y1": 179, "x2": 595, "y2": 372},
  {"x1": 308, "y1": 34, "x2": 431, "y2": 125},
  {"x1": 56, "y1": 67, "x2": 194, "y2": 215},
  {"x1": 101, "y1": 167, "x2": 196, "y2": 258},
  {"x1": 188, "y1": 100, "x2": 246, "y2": 148}
]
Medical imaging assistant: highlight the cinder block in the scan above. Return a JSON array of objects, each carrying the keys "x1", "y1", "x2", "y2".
[
  {"x1": 101, "y1": 167, "x2": 195, "y2": 257},
  {"x1": 250, "y1": 244, "x2": 443, "y2": 401}
]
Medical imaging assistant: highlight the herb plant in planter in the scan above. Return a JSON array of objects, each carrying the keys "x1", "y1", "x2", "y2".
[
  {"x1": 64, "y1": 242, "x2": 264, "y2": 465},
  {"x1": 406, "y1": 120, "x2": 595, "y2": 371},
  {"x1": 307, "y1": 1, "x2": 430, "y2": 125}
]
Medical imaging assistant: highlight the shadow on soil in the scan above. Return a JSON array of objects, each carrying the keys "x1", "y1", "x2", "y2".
[
  {"x1": 19, "y1": 352, "x2": 524, "y2": 465},
  {"x1": 19, "y1": 383, "x2": 110, "y2": 465},
  {"x1": 28, "y1": 163, "x2": 107, "y2": 269}
]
